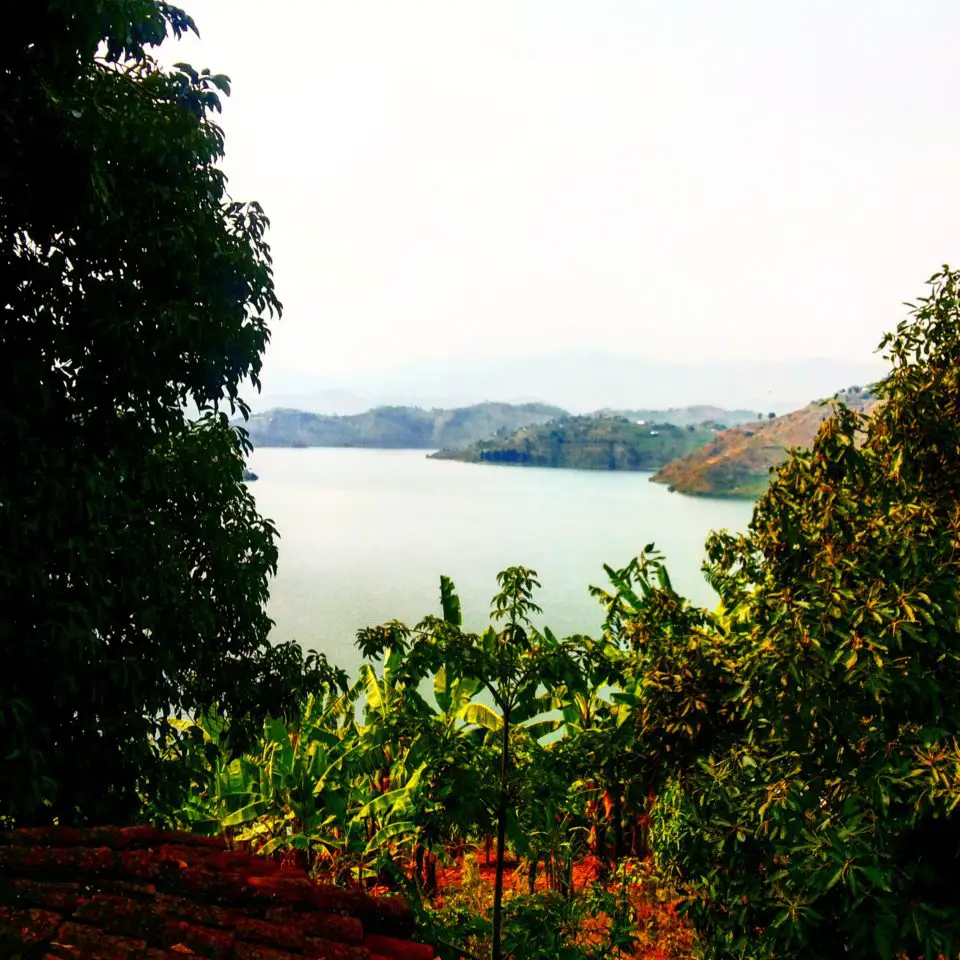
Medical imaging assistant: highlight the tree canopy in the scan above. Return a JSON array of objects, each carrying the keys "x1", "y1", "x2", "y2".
[
  {"x1": 627, "y1": 267, "x2": 960, "y2": 958},
  {"x1": 0, "y1": 0, "x2": 339, "y2": 827}
]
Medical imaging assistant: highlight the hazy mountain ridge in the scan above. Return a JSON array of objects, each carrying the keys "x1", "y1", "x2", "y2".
[
  {"x1": 431, "y1": 415, "x2": 716, "y2": 472},
  {"x1": 241, "y1": 403, "x2": 568, "y2": 450},
  {"x1": 652, "y1": 388, "x2": 881, "y2": 497},
  {"x1": 241, "y1": 402, "x2": 764, "y2": 451},
  {"x1": 596, "y1": 405, "x2": 759, "y2": 428},
  {"x1": 257, "y1": 352, "x2": 889, "y2": 414}
]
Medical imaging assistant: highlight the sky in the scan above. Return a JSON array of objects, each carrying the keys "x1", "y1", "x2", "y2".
[{"x1": 162, "y1": 0, "x2": 960, "y2": 387}]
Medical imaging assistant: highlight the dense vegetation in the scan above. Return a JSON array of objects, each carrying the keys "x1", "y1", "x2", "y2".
[
  {"x1": 6, "y1": 4, "x2": 960, "y2": 960},
  {"x1": 151, "y1": 569, "x2": 679, "y2": 960},
  {"x1": 432, "y1": 415, "x2": 716, "y2": 471},
  {"x1": 0, "y1": 0, "x2": 336, "y2": 827},
  {"x1": 242, "y1": 402, "x2": 568, "y2": 450},
  {"x1": 652, "y1": 387, "x2": 879, "y2": 497},
  {"x1": 148, "y1": 270, "x2": 960, "y2": 960},
  {"x1": 639, "y1": 272, "x2": 960, "y2": 959}
]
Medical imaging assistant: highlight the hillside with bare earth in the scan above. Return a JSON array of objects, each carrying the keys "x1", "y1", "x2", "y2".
[{"x1": 651, "y1": 389, "x2": 880, "y2": 498}]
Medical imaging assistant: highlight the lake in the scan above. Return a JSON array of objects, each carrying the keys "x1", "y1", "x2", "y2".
[{"x1": 246, "y1": 448, "x2": 755, "y2": 675}]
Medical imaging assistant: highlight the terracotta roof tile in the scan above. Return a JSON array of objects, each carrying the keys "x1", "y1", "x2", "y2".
[
  {"x1": 0, "y1": 827, "x2": 433, "y2": 960},
  {"x1": 364, "y1": 935, "x2": 435, "y2": 960},
  {"x1": 262, "y1": 907, "x2": 363, "y2": 944}
]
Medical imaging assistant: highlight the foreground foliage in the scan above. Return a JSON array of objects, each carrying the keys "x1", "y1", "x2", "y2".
[
  {"x1": 642, "y1": 268, "x2": 960, "y2": 959},
  {"x1": 152, "y1": 270, "x2": 960, "y2": 959}
]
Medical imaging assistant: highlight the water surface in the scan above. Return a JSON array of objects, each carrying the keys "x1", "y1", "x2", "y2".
[{"x1": 247, "y1": 448, "x2": 754, "y2": 674}]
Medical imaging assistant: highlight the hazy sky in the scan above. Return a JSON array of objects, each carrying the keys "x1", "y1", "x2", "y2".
[{"x1": 164, "y1": 1, "x2": 960, "y2": 381}]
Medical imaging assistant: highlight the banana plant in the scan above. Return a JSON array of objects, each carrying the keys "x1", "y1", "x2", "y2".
[
  {"x1": 156, "y1": 707, "x2": 232, "y2": 836},
  {"x1": 354, "y1": 651, "x2": 493, "y2": 882},
  {"x1": 357, "y1": 568, "x2": 598, "y2": 960},
  {"x1": 160, "y1": 684, "x2": 385, "y2": 873}
]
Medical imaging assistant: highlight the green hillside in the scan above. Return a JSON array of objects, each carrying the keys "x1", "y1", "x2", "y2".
[
  {"x1": 430, "y1": 415, "x2": 716, "y2": 471},
  {"x1": 241, "y1": 402, "x2": 569, "y2": 450}
]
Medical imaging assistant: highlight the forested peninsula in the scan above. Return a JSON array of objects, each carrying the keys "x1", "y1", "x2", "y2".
[
  {"x1": 430, "y1": 415, "x2": 716, "y2": 471},
  {"x1": 240, "y1": 394, "x2": 881, "y2": 498},
  {"x1": 240, "y1": 393, "x2": 886, "y2": 500},
  {"x1": 240, "y1": 402, "x2": 759, "y2": 453}
]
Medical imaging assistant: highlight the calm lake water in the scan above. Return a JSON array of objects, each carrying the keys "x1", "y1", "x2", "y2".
[{"x1": 246, "y1": 448, "x2": 754, "y2": 675}]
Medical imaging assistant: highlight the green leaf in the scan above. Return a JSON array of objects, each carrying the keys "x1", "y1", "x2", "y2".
[
  {"x1": 434, "y1": 667, "x2": 452, "y2": 715},
  {"x1": 873, "y1": 917, "x2": 895, "y2": 960},
  {"x1": 352, "y1": 764, "x2": 427, "y2": 821},
  {"x1": 220, "y1": 800, "x2": 271, "y2": 827},
  {"x1": 259, "y1": 836, "x2": 288, "y2": 856},
  {"x1": 440, "y1": 575, "x2": 462, "y2": 626},
  {"x1": 522, "y1": 718, "x2": 564, "y2": 740},
  {"x1": 365, "y1": 820, "x2": 417, "y2": 854},
  {"x1": 458, "y1": 702, "x2": 502, "y2": 731}
]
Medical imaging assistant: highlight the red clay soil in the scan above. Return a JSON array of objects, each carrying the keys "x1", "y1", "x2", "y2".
[
  {"x1": 429, "y1": 856, "x2": 603, "y2": 905},
  {"x1": 0, "y1": 826, "x2": 434, "y2": 960},
  {"x1": 409, "y1": 855, "x2": 694, "y2": 960}
]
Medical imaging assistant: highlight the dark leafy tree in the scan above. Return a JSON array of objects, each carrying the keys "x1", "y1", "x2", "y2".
[
  {"x1": 589, "y1": 552, "x2": 736, "y2": 858},
  {"x1": 0, "y1": 0, "x2": 341, "y2": 826}
]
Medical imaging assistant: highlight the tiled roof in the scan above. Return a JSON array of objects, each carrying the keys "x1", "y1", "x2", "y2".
[{"x1": 0, "y1": 826, "x2": 434, "y2": 960}]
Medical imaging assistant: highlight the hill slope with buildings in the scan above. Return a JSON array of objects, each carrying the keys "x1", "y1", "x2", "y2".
[{"x1": 431, "y1": 415, "x2": 716, "y2": 471}]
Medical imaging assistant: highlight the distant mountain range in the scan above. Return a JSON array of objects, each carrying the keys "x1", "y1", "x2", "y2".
[
  {"x1": 240, "y1": 402, "x2": 765, "y2": 450},
  {"x1": 252, "y1": 351, "x2": 888, "y2": 415},
  {"x1": 241, "y1": 403, "x2": 567, "y2": 450},
  {"x1": 431, "y1": 415, "x2": 716, "y2": 472},
  {"x1": 240, "y1": 386, "x2": 887, "y2": 501},
  {"x1": 652, "y1": 388, "x2": 880, "y2": 497}
]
